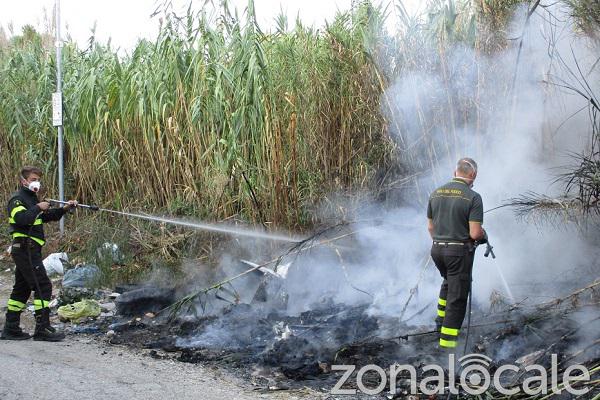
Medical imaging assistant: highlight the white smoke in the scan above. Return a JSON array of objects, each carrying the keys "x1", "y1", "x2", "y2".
[
  {"x1": 276, "y1": 3, "x2": 600, "y2": 328},
  {"x1": 171, "y1": 5, "x2": 600, "y2": 349}
]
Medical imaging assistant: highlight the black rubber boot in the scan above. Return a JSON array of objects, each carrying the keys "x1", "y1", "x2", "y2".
[
  {"x1": 33, "y1": 308, "x2": 65, "y2": 342},
  {"x1": 1, "y1": 311, "x2": 31, "y2": 340},
  {"x1": 435, "y1": 316, "x2": 443, "y2": 332}
]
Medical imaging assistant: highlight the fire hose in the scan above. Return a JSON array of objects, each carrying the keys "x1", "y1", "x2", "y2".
[
  {"x1": 25, "y1": 212, "x2": 52, "y2": 320},
  {"x1": 462, "y1": 237, "x2": 496, "y2": 356},
  {"x1": 45, "y1": 199, "x2": 303, "y2": 243},
  {"x1": 47, "y1": 199, "x2": 99, "y2": 211},
  {"x1": 483, "y1": 241, "x2": 496, "y2": 259},
  {"x1": 23, "y1": 205, "x2": 81, "y2": 335}
]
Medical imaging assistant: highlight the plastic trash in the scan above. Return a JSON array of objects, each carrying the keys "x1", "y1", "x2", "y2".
[
  {"x1": 57, "y1": 299, "x2": 101, "y2": 322},
  {"x1": 43, "y1": 252, "x2": 68, "y2": 276},
  {"x1": 114, "y1": 286, "x2": 175, "y2": 316},
  {"x1": 58, "y1": 287, "x2": 98, "y2": 306},
  {"x1": 62, "y1": 264, "x2": 101, "y2": 288},
  {"x1": 70, "y1": 325, "x2": 100, "y2": 334}
]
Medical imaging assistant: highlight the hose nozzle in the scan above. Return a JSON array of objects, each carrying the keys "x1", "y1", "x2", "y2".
[
  {"x1": 46, "y1": 198, "x2": 99, "y2": 211},
  {"x1": 484, "y1": 243, "x2": 496, "y2": 259}
]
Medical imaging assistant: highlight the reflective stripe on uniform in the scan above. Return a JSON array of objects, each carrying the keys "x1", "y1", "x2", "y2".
[
  {"x1": 7, "y1": 299, "x2": 26, "y2": 312},
  {"x1": 10, "y1": 206, "x2": 27, "y2": 218},
  {"x1": 8, "y1": 205, "x2": 27, "y2": 224},
  {"x1": 440, "y1": 338, "x2": 457, "y2": 348},
  {"x1": 441, "y1": 326, "x2": 459, "y2": 336},
  {"x1": 437, "y1": 298, "x2": 446, "y2": 317},
  {"x1": 33, "y1": 299, "x2": 50, "y2": 310},
  {"x1": 9, "y1": 206, "x2": 42, "y2": 226},
  {"x1": 11, "y1": 232, "x2": 45, "y2": 246}
]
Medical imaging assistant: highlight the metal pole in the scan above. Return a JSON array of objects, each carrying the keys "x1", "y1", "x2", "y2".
[{"x1": 55, "y1": 0, "x2": 65, "y2": 235}]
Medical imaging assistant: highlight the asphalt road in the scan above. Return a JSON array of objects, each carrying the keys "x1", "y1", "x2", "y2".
[
  {"x1": 0, "y1": 262, "x2": 252, "y2": 400},
  {"x1": 0, "y1": 268, "x2": 315, "y2": 400},
  {"x1": 0, "y1": 337, "x2": 271, "y2": 400}
]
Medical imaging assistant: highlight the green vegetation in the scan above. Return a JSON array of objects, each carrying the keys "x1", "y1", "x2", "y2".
[
  {"x1": 0, "y1": 0, "x2": 597, "y2": 277},
  {"x1": 0, "y1": 2, "x2": 393, "y2": 230},
  {"x1": 565, "y1": 0, "x2": 600, "y2": 37}
]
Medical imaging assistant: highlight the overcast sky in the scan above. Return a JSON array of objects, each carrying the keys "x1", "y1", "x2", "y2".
[{"x1": 0, "y1": 1, "x2": 422, "y2": 51}]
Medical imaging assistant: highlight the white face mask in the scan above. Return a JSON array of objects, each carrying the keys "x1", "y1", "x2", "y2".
[{"x1": 24, "y1": 180, "x2": 41, "y2": 193}]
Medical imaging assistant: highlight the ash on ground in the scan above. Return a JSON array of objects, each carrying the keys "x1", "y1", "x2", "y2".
[{"x1": 73, "y1": 278, "x2": 600, "y2": 399}]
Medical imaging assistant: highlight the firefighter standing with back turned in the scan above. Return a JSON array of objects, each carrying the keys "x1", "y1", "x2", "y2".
[
  {"x1": 1, "y1": 166, "x2": 77, "y2": 341},
  {"x1": 427, "y1": 158, "x2": 486, "y2": 350}
]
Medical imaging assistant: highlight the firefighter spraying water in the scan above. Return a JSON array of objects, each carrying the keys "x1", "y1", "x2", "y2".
[
  {"x1": 1, "y1": 166, "x2": 78, "y2": 341},
  {"x1": 427, "y1": 158, "x2": 490, "y2": 350}
]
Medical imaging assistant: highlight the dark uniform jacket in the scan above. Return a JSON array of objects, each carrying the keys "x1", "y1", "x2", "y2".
[
  {"x1": 427, "y1": 178, "x2": 484, "y2": 242},
  {"x1": 7, "y1": 187, "x2": 65, "y2": 246}
]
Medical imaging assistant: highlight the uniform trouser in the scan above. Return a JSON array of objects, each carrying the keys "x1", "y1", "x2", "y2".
[
  {"x1": 6, "y1": 239, "x2": 52, "y2": 315},
  {"x1": 431, "y1": 243, "x2": 474, "y2": 349}
]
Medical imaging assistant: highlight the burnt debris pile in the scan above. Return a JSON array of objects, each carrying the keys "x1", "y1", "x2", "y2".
[{"x1": 94, "y1": 277, "x2": 600, "y2": 397}]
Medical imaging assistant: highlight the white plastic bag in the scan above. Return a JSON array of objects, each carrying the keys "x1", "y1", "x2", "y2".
[{"x1": 43, "y1": 252, "x2": 68, "y2": 276}]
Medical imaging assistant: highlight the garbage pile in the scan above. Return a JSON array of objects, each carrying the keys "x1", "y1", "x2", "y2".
[
  {"x1": 39, "y1": 244, "x2": 599, "y2": 398},
  {"x1": 73, "y1": 279, "x2": 599, "y2": 398}
]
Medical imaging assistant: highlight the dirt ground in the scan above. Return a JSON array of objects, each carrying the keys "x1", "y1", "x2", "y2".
[{"x1": 0, "y1": 267, "x2": 321, "y2": 400}]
